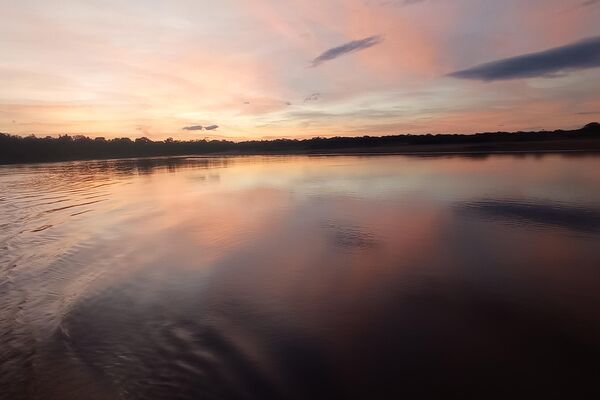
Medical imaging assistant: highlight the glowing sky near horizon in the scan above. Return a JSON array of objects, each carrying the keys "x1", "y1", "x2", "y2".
[{"x1": 2, "y1": 0, "x2": 600, "y2": 140}]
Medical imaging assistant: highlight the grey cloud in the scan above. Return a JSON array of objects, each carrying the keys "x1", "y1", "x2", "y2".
[
  {"x1": 304, "y1": 93, "x2": 320, "y2": 102},
  {"x1": 181, "y1": 124, "x2": 219, "y2": 131},
  {"x1": 580, "y1": 0, "x2": 600, "y2": 7},
  {"x1": 392, "y1": 0, "x2": 427, "y2": 5},
  {"x1": 182, "y1": 125, "x2": 203, "y2": 131},
  {"x1": 310, "y1": 35, "x2": 384, "y2": 67},
  {"x1": 449, "y1": 36, "x2": 600, "y2": 81}
]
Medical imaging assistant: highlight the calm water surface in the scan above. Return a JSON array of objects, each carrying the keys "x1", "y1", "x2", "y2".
[{"x1": 1, "y1": 154, "x2": 600, "y2": 399}]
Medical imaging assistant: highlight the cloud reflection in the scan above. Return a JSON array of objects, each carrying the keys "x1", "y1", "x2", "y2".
[{"x1": 458, "y1": 198, "x2": 600, "y2": 233}]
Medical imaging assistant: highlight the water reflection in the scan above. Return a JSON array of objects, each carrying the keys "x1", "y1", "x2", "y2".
[
  {"x1": 1, "y1": 154, "x2": 600, "y2": 399},
  {"x1": 321, "y1": 220, "x2": 380, "y2": 250},
  {"x1": 458, "y1": 199, "x2": 600, "y2": 234}
]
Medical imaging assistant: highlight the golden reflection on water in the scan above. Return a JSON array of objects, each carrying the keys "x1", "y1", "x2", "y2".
[{"x1": 1, "y1": 154, "x2": 600, "y2": 399}]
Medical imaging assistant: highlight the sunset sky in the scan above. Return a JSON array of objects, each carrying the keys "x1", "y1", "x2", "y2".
[{"x1": 2, "y1": 0, "x2": 600, "y2": 140}]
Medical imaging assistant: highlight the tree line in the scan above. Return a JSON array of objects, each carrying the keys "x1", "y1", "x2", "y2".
[{"x1": 1, "y1": 122, "x2": 599, "y2": 164}]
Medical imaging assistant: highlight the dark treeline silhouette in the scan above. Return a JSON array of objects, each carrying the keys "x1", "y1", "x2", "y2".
[{"x1": 1, "y1": 122, "x2": 599, "y2": 164}]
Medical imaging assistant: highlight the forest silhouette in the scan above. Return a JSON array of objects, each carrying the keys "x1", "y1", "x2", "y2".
[{"x1": 1, "y1": 122, "x2": 599, "y2": 164}]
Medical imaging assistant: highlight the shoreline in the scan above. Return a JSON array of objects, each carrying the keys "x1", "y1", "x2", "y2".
[{"x1": 2, "y1": 146, "x2": 600, "y2": 167}]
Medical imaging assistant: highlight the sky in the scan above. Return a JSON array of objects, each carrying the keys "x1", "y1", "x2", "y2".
[{"x1": 1, "y1": 0, "x2": 600, "y2": 140}]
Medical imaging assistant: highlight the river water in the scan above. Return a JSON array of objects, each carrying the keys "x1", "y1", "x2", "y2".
[{"x1": 1, "y1": 154, "x2": 600, "y2": 399}]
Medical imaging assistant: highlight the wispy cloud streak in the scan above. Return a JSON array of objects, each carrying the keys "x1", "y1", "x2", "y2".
[
  {"x1": 182, "y1": 124, "x2": 219, "y2": 131},
  {"x1": 182, "y1": 125, "x2": 203, "y2": 131},
  {"x1": 580, "y1": 0, "x2": 600, "y2": 8},
  {"x1": 310, "y1": 35, "x2": 384, "y2": 67},
  {"x1": 449, "y1": 36, "x2": 600, "y2": 81}
]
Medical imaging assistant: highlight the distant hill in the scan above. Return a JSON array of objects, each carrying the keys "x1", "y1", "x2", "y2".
[{"x1": 1, "y1": 123, "x2": 599, "y2": 164}]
